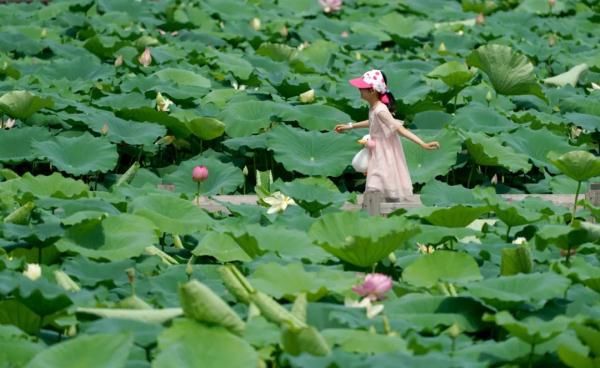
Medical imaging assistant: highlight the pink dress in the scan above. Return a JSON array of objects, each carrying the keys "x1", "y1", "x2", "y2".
[{"x1": 366, "y1": 102, "x2": 413, "y2": 200}]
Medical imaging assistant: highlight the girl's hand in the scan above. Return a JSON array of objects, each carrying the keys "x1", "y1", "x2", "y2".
[
  {"x1": 421, "y1": 141, "x2": 440, "y2": 150},
  {"x1": 335, "y1": 124, "x2": 350, "y2": 133}
]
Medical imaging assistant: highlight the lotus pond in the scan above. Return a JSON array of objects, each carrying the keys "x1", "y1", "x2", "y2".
[{"x1": 0, "y1": 0, "x2": 599, "y2": 367}]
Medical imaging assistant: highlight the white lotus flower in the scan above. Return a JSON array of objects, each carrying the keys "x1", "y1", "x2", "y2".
[
  {"x1": 114, "y1": 55, "x2": 123, "y2": 67},
  {"x1": 156, "y1": 92, "x2": 174, "y2": 112},
  {"x1": 417, "y1": 242, "x2": 435, "y2": 254},
  {"x1": 345, "y1": 297, "x2": 384, "y2": 319},
  {"x1": 299, "y1": 89, "x2": 315, "y2": 103},
  {"x1": 250, "y1": 17, "x2": 261, "y2": 31},
  {"x1": 23, "y1": 263, "x2": 42, "y2": 280},
  {"x1": 2, "y1": 118, "x2": 15, "y2": 129},
  {"x1": 263, "y1": 191, "x2": 296, "y2": 214},
  {"x1": 591, "y1": 82, "x2": 600, "y2": 90},
  {"x1": 512, "y1": 237, "x2": 527, "y2": 245}
]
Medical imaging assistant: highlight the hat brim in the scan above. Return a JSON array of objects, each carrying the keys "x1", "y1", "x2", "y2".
[{"x1": 349, "y1": 78, "x2": 371, "y2": 89}]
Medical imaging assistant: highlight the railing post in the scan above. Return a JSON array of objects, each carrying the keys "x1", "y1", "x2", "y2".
[
  {"x1": 586, "y1": 182, "x2": 600, "y2": 223},
  {"x1": 363, "y1": 191, "x2": 384, "y2": 216}
]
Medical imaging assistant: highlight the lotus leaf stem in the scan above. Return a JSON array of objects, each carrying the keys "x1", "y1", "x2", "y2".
[{"x1": 571, "y1": 181, "x2": 582, "y2": 223}]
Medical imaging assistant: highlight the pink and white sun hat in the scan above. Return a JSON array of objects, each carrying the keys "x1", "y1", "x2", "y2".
[{"x1": 349, "y1": 69, "x2": 390, "y2": 103}]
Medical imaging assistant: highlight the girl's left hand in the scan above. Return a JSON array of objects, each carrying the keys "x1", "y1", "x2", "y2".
[{"x1": 421, "y1": 141, "x2": 440, "y2": 150}]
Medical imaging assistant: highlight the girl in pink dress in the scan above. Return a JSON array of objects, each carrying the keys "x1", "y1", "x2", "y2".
[{"x1": 335, "y1": 69, "x2": 440, "y2": 201}]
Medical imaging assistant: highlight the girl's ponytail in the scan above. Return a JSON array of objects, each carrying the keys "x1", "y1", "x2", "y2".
[{"x1": 380, "y1": 72, "x2": 397, "y2": 116}]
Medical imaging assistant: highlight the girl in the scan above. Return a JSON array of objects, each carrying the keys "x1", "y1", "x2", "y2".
[{"x1": 335, "y1": 69, "x2": 440, "y2": 201}]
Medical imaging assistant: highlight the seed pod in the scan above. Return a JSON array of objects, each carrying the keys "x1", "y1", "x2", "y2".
[
  {"x1": 219, "y1": 265, "x2": 251, "y2": 303},
  {"x1": 115, "y1": 162, "x2": 140, "y2": 187},
  {"x1": 281, "y1": 325, "x2": 331, "y2": 356},
  {"x1": 53, "y1": 270, "x2": 80, "y2": 292},
  {"x1": 250, "y1": 292, "x2": 305, "y2": 330},
  {"x1": 3, "y1": 202, "x2": 34, "y2": 224},
  {"x1": 178, "y1": 279, "x2": 245, "y2": 335}
]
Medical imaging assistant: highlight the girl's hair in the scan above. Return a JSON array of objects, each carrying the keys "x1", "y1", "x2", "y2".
[{"x1": 380, "y1": 72, "x2": 397, "y2": 116}]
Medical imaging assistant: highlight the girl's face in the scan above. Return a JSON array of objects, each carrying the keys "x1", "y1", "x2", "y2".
[{"x1": 359, "y1": 88, "x2": 377, "y2": 102}]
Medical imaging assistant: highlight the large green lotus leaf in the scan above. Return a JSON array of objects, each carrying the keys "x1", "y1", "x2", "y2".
[
  {"x1": 81, "y1": 318, "x2": 163, "y2": 348},
  {"x1": 516, "y1": 0, "x2": 572, "y2": 13},
  {"x1": 209, "y1": 50, "x2": 254, "y2": 80},
  {"x1": 249, "y1": 263, "x2": 357, "y2": 301},
  {"x1": 564, "y1": 113, "x2": 600, "y2": 132},
  {"x1": 322, "y1": 329, "x2": 408, "y2": 354},
  {"x1": 492, "y1": 201, "x2": 543, "y2": 227},
  {"x1": 93, "y1": 92, "x2": 152, "y2": 111},
  {"x1": 117, "y1": 107, "x2": 191, "y2": 138},
  {"x1": 543, "y1": 63, "x2": 589, "y2": 87},
  {"x1": 464, "y1": 131, "x2": 532, "y2": 173},
  {"x1": 451, "y1": 104, "x2": 516, "y2": 133},
  {"x1": 280, "y1": 104, "x2": 351, "y2": 132},
  {"x1": 170, "y1": 110, "x2": 225, "y2": 140},
  {"x1": 0, "y1": 91, "x2": 53, "y2": 119},
  {"x1": 267, "y1": 124, "x2": 357, "y2": 177},
  {"x1": 384, "y1": 294, "x2": 489, "y2": 333},
  {"x1": 412, "y1": 225, "x2": 480, "y2": 246},
  {"x1": 412, "y1": 110, "x2": 452, "y2": 130},
  {"x1": 309, "y1": 211, "x2": 421, "y2": 267},
  {"x1": 405, "y1": 205, "x2": 490, "y2": 228},
  {"x1": 153, "y1": 319, "x2": 258, "y2": 368},
  {"x1": 466, "y1": 44, "x2": 545, "y2": 100},
  {"x1": 273, "y1": 177, "x2": 350, "y2": 215},
  {"x1": 55, "y1": 214, "x2": 159, "y2": 261},
  {"x1": 502, "y1": 127, "x2": 578, "y2": 170},
  {"x1": 465, "y1": 272, "x2": 571, "y2": 307},
  {"x1": 40, "y1": 55, "x2": 114, "y2": 82},
  {"x1": 161, "y1": 156, "x2": 244, "y2": 196},
  {"x1": 404, "y1": 128, "x2": 461, "y2": 184},
  {"x1": 380, "y1": 13, "x2": 433, "y2": 43},
  {"x1": 0, "y1": 325, "x2": 45, "y2": 367},
  {"x1": 485, "y1": 311, "x2": 575, "y2": 345},
  {"x1": 0, "y1": 127, "x2": 51, "y2": 163},
  {"x1": 32, "y1": 133, "x2": 118, "y2": 176},
  {"x1": 558, "y1": 344, "x2": 598, "y2": 368},
  {"x1": 427, "y1": 61, "x2": 473, "y2": 88},
  {"x1": 220, "y1": 100, "x2": 280, "y2": 138},
  {"x1": 291, "y1": 40, "x2": 337, "y2": 73},
  {"x1": 384, "y1": 69, "x2": 433, "y2": 105},
  {"x1": 130, "y1": 193, "x2": 213, "y2": 234},
  {"x1": 192, "y1": 231, "x2": 251, "y2": 263},
  {"x1": 402, "y1": 251, "x2": 482, "y2": 288},
  {"x1": 420, "y1": 180, "x2": 486, "y2": 207},
  {"x1": 0, "y1": 173, "x2": 88, "y2": 199},
  {"x1": 548, "y1": 150, "x2": 600, "y2": 182},
  {"x1": 12, "y1": 276, "x2": 72, "y2": 317},
  {"x1": 224, "y1": 223, "x2": 331, "y2": 263},
  {"x1": 67, "y1": 111, "x2": 166, "y2": 146},
  {"x1": 25, "y1": 333, "x2": 133, "y2": 368},
  {"x1": 153, "y1": 68, "x2": 211, "y2": 88},
  {"x1": 553, "y1": 258, "x2": 600, "y2": 293}
]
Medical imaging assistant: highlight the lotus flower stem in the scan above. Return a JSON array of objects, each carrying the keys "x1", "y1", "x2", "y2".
[
  {"x1": 528, "y1": 343, "x2": 536, "y2": 368},
  {"x1": 571, "y1": 181, "x2": 582, "y2": 223},
  {"x1": 197, "y1": 181, "x2": 201, "y2": 200}
]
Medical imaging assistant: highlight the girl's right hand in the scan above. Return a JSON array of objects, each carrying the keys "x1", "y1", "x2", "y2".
[
  {"x1": 421, "y1": 141, "x2": 441, "y2": 150},
  {"x1": 335, "y1": 124, "x2": 350, "y2": 133}
]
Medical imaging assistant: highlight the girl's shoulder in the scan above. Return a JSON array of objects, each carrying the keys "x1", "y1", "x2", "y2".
[{"x1": 371, "y1": 102, "x2": 390, "y2": 115}]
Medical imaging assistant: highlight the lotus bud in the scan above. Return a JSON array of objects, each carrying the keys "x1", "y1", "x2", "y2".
[
  {"x1": 23, "y1": 263, "x2": 41, "y2": 281},
  {"x1": 250, "y1": 17, "x2": 261, "y2": 31},
  {"x1": 447, "y1": 323, "x2": 462, "y2": 338},
  {"x1": 138, "y1": 47, "x2": 152, "y2": 67},
  {"x1": 114, "y1": 55, "x2": 123, "y2": 67},
  {"x1": 340, "y1": 31, "x2": 349, "y2": 38},
  {"x1": 548, "y1": 0, "x2": 556, "y2": 7},
  {"x1": 355, "y1": 51, "x2": 361, "y2": 60},
  {"x1": 3, "y1": 201, "x2": 34, "y2": 224},
  {"x1": 156, "y1": 92, "x2": 174, "y2": 112},
  {"x1": 155, "y1": 135, "x2": 175, "y2": 146},
  {"x1": 126, "y1": 267, "x2": 136, "y2": 284},
  {"x1": 100, "y1": 123, "x2": 109, "y2": 135},
  {"x1": 475, "y1": 13, "x2": 485, "y2": 25},
  {"x1": 352, "y1": 273, "x2": 393, "y2": 301},
  {"x1": 457, "y1": 30, "x2": 464, "y2": 36},
  {"x1": 185, "y1": 259, "x2": 194, "y2": 279},
  {"x1": 437, "y1": 42, "x2": 447, "y2": 53},
  {"x1": 486, "y1": 90, "x2": 493, "y2": 102},
  {"x1": 279, "y1": 26, "x2": 288, "y2": 37},
  {"x1": 242, "y1": 165, "x2": 249, "y2": 176},
  {"x1": 548, "y1": 34, "x2": 556, "y2": 46},
  {"x1": 192, "y1": 165, "x2": 209, "y2": 182},
  {"x1": 173, "y1": 234, "x2": 184, "y2": 249},
  {"x1": 41, "y1": 28, "x2": 48, "y2": 38},
  {"x1": 490, "y1": 173, "x2": 498, "y2": 184},
  {"x1": 299, "y1": 89, "x2": 315, "y2": 103}
]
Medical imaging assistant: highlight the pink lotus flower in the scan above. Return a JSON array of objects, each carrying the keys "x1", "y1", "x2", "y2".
[
  {"x1": 319, "y1": 0, "x2": 342, "y2": 13},
  {"x1": 352, "y1": 273, "x2": 392, "y2": 301},
  {"x1": 138, "y1": 48, "x2": 152, "y2": 67},
  {"x1": 192, "y1": 165, "x2": 209, "y2": 182}
]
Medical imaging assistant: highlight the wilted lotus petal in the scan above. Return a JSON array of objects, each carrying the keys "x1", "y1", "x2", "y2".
[
  {"x1": 352, "y1": 273, "x2": 392, "y2": 301},
  {"x1": 138, "y1": 47, "x2": 152, "y2": 67},
  {"x1": 156, "y1": 92, "x2": 174, "y2": 112}
]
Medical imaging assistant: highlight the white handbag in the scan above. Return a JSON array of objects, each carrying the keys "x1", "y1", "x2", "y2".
[{"x1": 351, "y1": 134, "x2": 372, "y2": 173}]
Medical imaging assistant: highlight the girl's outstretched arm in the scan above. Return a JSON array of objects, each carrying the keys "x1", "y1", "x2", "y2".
[
  {"x1": 334, "y1": 120, "x2": 369, "y2": 132},
  {"x1": 397, "y1": 125, "x2": 439, "y2": 149}
]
